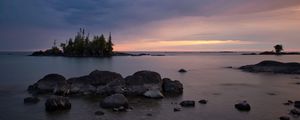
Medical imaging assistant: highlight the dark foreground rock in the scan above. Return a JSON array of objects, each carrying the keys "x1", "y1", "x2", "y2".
[
  {"x1": 290, "y1": 109, "x2": 300, "y2": 116},
  {"x1": 24, "y1": 97, "x2": 40, "y2": 104},
  {"x1": 162, "y1": 78, "x2": 183, "y2": 95},
  {"x1": 180, "y1": 100, "x2": 195, "y2": 107},
  {"x1": 198, "y1": 99, "x2": 208, "y2": 104},
  {"x1": 45, "y1": 96, "x2": 71, "y2": 112},
  {"x1": 294, "y1": 101, "x2": 300, "y2": 108},
  {"x1": 235, "y1": 101, "x2": 251, "y2": 111},
  {"x1": 239, "y1": 60, "x2": 300, "y2": 74},
  {"x1": 279, "y1": 116, "x2": 290, "y2": 120},
  {"x1": 28, "y1": 74, "x2": 67, "y2": 94},
  {"x1": 28, "y1": 70, "x2": 183, "y2": 98},
  {"x1": 100, "y1": 94, "x2": 129, "y2": 109}
]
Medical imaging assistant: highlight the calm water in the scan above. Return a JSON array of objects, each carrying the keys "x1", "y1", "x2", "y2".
[{"x1": 1, "y1": 52, "x2": 300, "y2": 120}]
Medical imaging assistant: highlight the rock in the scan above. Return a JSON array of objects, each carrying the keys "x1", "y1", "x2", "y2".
[
  {"x1": 178, "y1": 69, "x2": 187, "y2": 73},
  {"x1": 162, "y1": 78, "x2": 183, "y2": 95},
  {"x1": 279, "y1": 116, "x2": 290, "y2": 120},
  {"x1": 89, "y1": 70, "x2": 123, "y2": 86},
  {"x1": 173, "y1": 107, "x2": 181, "y2": 112},
  {"x1": 125, "y1": 71, "x2": 162, "y2": 95},
  {"x1": 290, "y1": 109, "x2": 300, "y2": 116},
  {"x1": 235, "y1": 101, "x2": 251, "y2": 111},
  {"x1": 45, "y1": 96, "x2": 71, "y2": 112},
  {"x1": 53, "y1": 84, "x2": 70, "y2": 96},
  {"x1": 97, "y1": 79, "x2": 126, "y2": 95},
  {"x1": 294, "y1": 101, "x2": 300, "y2": 108},
  {"x1": 283, "y1": 100, "x2": 293, "y2": 106},
  {"x1": 198, "y1": 99, "x2": 208, "y2": 104},
  {"x1": 24, "y1": 97, "x2": 40, "y2": 104},
  {"x1": 95, "y1": 110, "x2": 105, "y2": 116},
  {"x1": 100, "y1": 94, "x2": 129, "y2": 109},
  {"x1": 239, "y1": 61, "x2": 300, "y2": 74},
  {"x1": 67, "y1": 76, "x2": 95, "y2": 94},
  {"x1": 143, "y1": 90, "x2": 164, "y2": 99},
  {"x1": 28, "y1": 74, "x2": 67, "y2": 94},
  {"x1": 180, "y1": 100, "x2": 195, "y2": 107}
]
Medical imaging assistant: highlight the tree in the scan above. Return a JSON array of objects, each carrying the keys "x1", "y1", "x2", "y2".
[
  {"x1": 106, "y1": 32, "x2": 113, "y2": 56},
  {"x1": 274, "y1": 44, "x2": 283, "y2": 55}
]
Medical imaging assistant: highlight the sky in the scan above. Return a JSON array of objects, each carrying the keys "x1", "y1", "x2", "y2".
[{"x1": 0, "y1": 0, "x2": 300, "y2": 51}]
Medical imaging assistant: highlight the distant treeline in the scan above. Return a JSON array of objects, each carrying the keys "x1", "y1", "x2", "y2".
[{"x1": 32, "y1": 28, "x2": 114, "y2": 57}]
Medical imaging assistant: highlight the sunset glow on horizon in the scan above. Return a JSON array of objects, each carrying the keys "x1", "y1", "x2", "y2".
[{"x1": 1, "y1": 0, "x2": 300, "y2": 51}]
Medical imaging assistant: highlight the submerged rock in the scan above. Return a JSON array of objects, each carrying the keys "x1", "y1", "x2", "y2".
[
  {"x1": 279, "y1": 116, "x2": 290, "y2": 120},
  {"x1": 28, "y1": 74, "x2": 67, "y2": 94},
  {"x1": 239, "y1": 60, "x2": 300, "y2": 74},
  {"x1": 45, "y1": 96, "x2": 71, "y2": 112},
  {"x1": 198, "y1": 99, "x2": 208, "y2": 104},
  {"x1": 162, "y1": 78, "x2": 183, "y2": 95},
  {"x1": 235, "y1": 101, "x2": 251, "y2": 111},
  {"x1": 178, "y1": 69, "x2": 187, "y2": 73},
  {"x1": 24, "y1": 97, "x2": 40, "y2": 104},
  {"x1": 100, "y1": 94, "x2": 129, "y2": 109},
  {"x1": 180, "y1": 100, "x2": 195, "y2": 107},
  {"x1": 143, "y1": 89, "x2": 164, "y2": 99}
]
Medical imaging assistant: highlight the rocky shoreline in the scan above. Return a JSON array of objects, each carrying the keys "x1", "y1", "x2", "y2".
[{"x1": 239, "y1": 60, "x2": 300, "y2": 74}]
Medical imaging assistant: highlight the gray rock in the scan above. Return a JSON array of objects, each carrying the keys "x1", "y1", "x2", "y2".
[
  {"x1": 235, "y1": 101, "x2": 251, "y2": 111},
  {"x1": 100, "y1": 94, "x2": 129, "y2": 109},
  {"x1": 24, "y1": 97, "x2": 40, "y2": 104},
  {"x1": 143, "y1": 89, "x2": 164, "y2": 99},
  {"x1": 45, "y1": 96, "x2": 71, "y2": 112},
  {"x1": 180, "y1": 100, "x2": 195, "y2": 107},
  {"x1": 28, "y1": 74, "x2": 67, "y2": 94},
  {"x1": 89, "y1": 70, "x2": 123, "y2": 86},
  {"x1": 162, "y1": 78, "x2": 183, "y2": 95},
  {"x1": 239, "y1": 61, "x2": 300, "y2": 74},
  {"x1": 125, "y1": 71, "x2": 163, "y2": 96}
]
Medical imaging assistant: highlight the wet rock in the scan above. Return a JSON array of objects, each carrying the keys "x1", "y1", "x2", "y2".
[
  {"x1": 89, "y1": 70, "x2": 123, "y2": 86},
  {"x1": 294, "y1": 101, "x2": 300, "y2": 108},
  {"x1": 235, "y1": 101, "x2": 251, "y2": 111},
  {"x1": 125, "y1": 71, "x2": 162, "y2": 96},
  {"x1": 162, "y1": 78, "x2": 183, "y2": 95},
  {"x1": 283, "y1": 100, "x2": 293, "y2": 106},
  {"x1": 290, "y1": 109, "x2": 300, "y2": 116},
  {"x1": 24, "y1": 97, "x2": 40, "y2": 104},
  {"x1": 97, "y1": 79, "x2": 126, "y2": 95},
  {"x1": 53, "y1": 84, "x2": 70, "y2": 96},
  {"x1": 28, "y1": 74, "x2": 67, "y2": 94},
  {"x1": 173, "y1": 107, "x2": 181, "y2": 112},
  {"x1": 45, "y1": 96, "x2": 71, "y2": 112},
  {"x1": 180, "y1": 100, "x2": 195, "y2": 107},
  {"x1": 198, "y1": 99, "x2": 208, "y2": 104},
  {"x1": 279, "y1": 116, "x2": 290, "y2": 120},
  {"x1": 239, "y1": 60, "x2": 300, "y2": 74},
  {"x1": 95, "y1": 110, "x2": 105, "y2": 116},
  {"x1": 178, "y1": 69, "x2": 187, "y2": 73},
  {"x1": 100, "y1": 94, "x2": 129, "y2": 109},
  {"x1": 143, "y1": 89, "x2": 164, "y2": 99}
]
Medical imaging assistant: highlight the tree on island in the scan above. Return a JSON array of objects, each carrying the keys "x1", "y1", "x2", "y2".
[
  {"x1": 274, "y1": 44, "x2": 283, "y2": 55},
  {"x1": 32, "y1": 28, "x2": 114, "y2": 57}
]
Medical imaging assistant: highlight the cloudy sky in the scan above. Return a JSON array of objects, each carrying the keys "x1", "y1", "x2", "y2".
[{"x1": 1, "y1": 0, "x2": 300, "y2": 51}]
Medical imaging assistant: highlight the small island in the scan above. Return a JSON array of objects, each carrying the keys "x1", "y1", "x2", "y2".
[
  {"x1": 242, "y1": 44, "x2": 300, "y2": 55},
  {"x1": 32, "y1": 28, "x2": 115, "y2": 57}
]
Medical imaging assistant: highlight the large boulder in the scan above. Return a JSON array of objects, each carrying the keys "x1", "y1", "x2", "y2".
[
  {"x1": 239, "y1": 61, "x2": 300, "y2": 74},
  {"x1": 125, "y1": 71, "x2": 163, "y2": 95},
  {"x1": 96, "y1": 79, "x2": 126, "y2": 95},
  {"x1": 89, "y1": 70, "x2": 123, "y2": 86},
  {"x1": 162, "y1": 78, "x2": 183, "y2": 95},
  {"x1": 28, "y1": 74, "x2": 67, "y2": 94},
  {"x1": 100, "y1": 94, "x2": 129, "y2": 109},
  {"x1": 67, "y1": 76, "x2": 96, "y2": 94},
  {"x1": 45, "y1": 96, "x2": 71, "y2": 112}
]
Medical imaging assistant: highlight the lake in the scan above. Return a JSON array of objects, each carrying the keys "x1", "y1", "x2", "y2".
[{"x1": 0, "y1": 52, "x2": 300, "y2": 120}]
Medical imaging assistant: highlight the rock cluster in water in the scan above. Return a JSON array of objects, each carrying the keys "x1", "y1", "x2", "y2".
[
  {"x1": 239, "y1": 60, "x2": 300, "y2": 74},
  {"x1": 27, "y1": 70, "x2": 183, "y2": 112}
]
